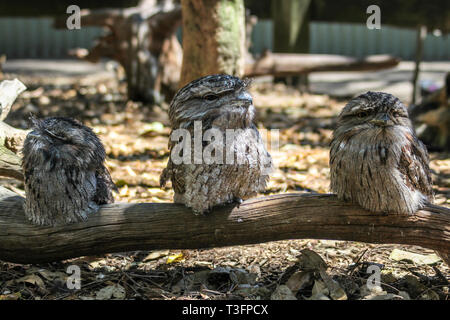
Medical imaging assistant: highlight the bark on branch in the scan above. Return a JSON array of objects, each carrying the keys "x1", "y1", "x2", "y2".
[{"x1": 0, "y1": 187, "x2": 448, "y2": 264}]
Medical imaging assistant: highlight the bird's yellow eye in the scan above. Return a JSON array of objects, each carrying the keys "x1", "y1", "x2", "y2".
[{"x1": 203, "y1": 94, "x2": 219, "y2": 101}]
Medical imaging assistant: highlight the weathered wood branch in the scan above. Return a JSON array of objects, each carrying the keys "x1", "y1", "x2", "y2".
[
  {"x1": 0, "y1": 79, "x2": 26, "y2": 121},
  {"x1": 0, "y1": 187, "x2": 448, "y2": 264},
  {"x1": 0, "y1": 79, "x2": 29, "y2": 180},
  {"x1": 0, "y1": 144, "x2": 23, "y2": 180},
  {"x1": 244, "y1": 52, "x2": 400, "y2": 77}
]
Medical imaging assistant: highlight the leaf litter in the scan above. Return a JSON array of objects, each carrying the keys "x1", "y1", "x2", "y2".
[{"x1": 0, "y1": 72, "x2": 448, "y2": 300}]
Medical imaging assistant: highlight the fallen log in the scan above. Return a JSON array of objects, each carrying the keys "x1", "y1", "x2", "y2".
[
  {"x1": 244, "y1": 52, "x2": 400, "y2": 77},
  {"x1": 0, "y1": 187, "x2": 448, "y2": 264}
]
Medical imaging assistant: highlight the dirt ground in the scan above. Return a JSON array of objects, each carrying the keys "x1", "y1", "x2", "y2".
[{"x1": 0, "y1": 69, "x2": 448, "y2": 300}]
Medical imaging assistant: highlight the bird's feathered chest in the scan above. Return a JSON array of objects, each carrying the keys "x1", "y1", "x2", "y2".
[
  {"x1": 330, "y1": 125, "x2": 433, "y2": 213},
  {"x1": 23, "y1": 140, "x2": 97, "y2": 174},
  {"x1": 169, "y1": 121, "x2": 265, "y2": 167},
  {"x1": 330, "y1": 126, "x2": 412, "y2": 169}
]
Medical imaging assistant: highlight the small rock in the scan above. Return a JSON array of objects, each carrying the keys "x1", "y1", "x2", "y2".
[
  {"x1": 271, "y1": 285, "x2": 297, "y2": 300},
  {"x1": 389, "y1": 249, "x2": 441, "y2": 265}
]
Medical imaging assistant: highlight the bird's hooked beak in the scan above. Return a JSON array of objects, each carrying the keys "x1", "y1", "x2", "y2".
[
  {"x1": 236, "y1": 91, "x2": 253, "y2": 107},
  {"x1": 370, "y1": 113, "x2": 393, "y2": 127}
]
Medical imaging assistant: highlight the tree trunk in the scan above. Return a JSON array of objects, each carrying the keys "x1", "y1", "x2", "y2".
[
  {"x1": 179, "y1": 0, "x2": 245, "y2": 87},
  {"x1": 411, "y1": 25, "x2": 427, "y2": 104},
  {"x1": 272, "y1": 0, "x2": 310, "y2": 55}
]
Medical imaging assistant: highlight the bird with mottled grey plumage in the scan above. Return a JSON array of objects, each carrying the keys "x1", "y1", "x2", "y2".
[
  {"x1": 22, "y1": 116, "x2": 116, "y2": 226},
  {"x1": 330, "y1": 91, "x2": 433, "y2": 215},
  {"x1": 160, "y1": 74, "x2": 273, "y2": 214}
]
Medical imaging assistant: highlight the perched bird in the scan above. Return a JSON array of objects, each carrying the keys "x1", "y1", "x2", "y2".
[
  {"x1": 330, "y1": 91, "x2": 433, "y2": 214},
  {"x1": 22, "y1": 117, "x2": 116, "y2": 226},
  {"x1": 160, "y1": 74, "x2": 273, "y2": 214}
]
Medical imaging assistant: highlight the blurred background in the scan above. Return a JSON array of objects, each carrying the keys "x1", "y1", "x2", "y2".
[{"x1": 0, "y1": 0, "x2": 448, "y2": 103}]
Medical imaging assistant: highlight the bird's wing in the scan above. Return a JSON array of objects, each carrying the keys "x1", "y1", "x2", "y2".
[
  {"x1": 160, "y1": 134, "x2": 185, "y2": 195},
  {"x1": 250, "y1": 123, "x2": 273, "y2": 176},
  {"x1": 94, "y1": 166, "x2": 116, "y2": 204},
  {"x1": 399, "y1": 135, "x2": 433, "y2": 200},
  {"x1": 160, "y1": 159, "x2": 186, "y2": 195}
]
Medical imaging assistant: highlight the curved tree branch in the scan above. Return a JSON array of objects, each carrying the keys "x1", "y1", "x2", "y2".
[{"x1": 0, "y1": 187, "x2": 448, "y2": 264}]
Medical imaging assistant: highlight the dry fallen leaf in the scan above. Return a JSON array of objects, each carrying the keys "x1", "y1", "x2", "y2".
[{"x1": 143, "y1": 250, "x2": 170, "y2": 262}]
